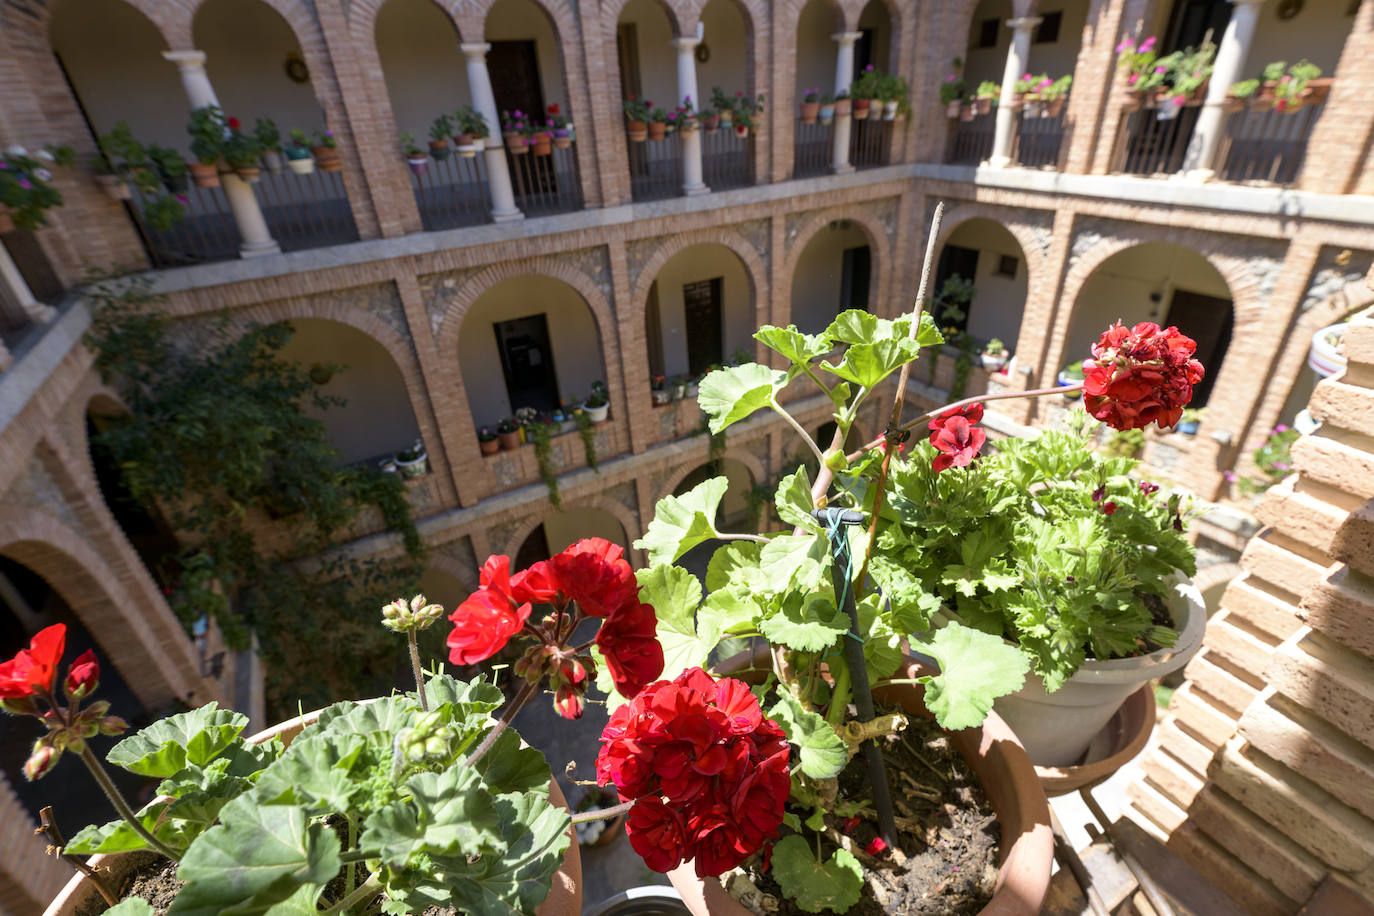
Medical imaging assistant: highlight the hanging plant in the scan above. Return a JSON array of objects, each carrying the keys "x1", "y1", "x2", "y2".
[
  {"x1": 574, "y1": 409, "x2": 599, "y2": 471},
  {"x1": 530, "y1": 419, "x2": 560, "y2": 508}
]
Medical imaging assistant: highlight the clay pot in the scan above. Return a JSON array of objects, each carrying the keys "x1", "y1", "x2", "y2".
[
  {"x1": 532, "y1": 133, "x2": 553, "y2": 156},
  {"x1": 734, "y1": 124, "x2": 749, "y2": 138},
  {"x1": 627, "y1": 120, "x2": 648, "y2": 142},
  {"x1": 702, "y1": 113, "x2": 719, "y2": 132},
  {"x1": 1302, "y1": 77, "x2": 1333, "y2": 105},
  {"x1": 946, "y1": 100, "x2": 963, "y2": 119},
  {"x1": 800, "y1": 101, "x2": 820, "y2": 124},
  {"x1": 1042, "y1": 96, "x2": 1065, "y2": 118},
  {"x1": 1222, "y1": 95, "x2": 1246, "y2": 114},
  {"x1": 648, "y1": 122, "x2": 666, "y2": 141},
  {"x1": 311, "y1": 146, "x2": 342, "y2": 172},
  {"x1": 960, "y1": 103, "x2": 976, "y2": 122},
  {"x1": 43, "y1": 709, "x2": 583, "y2": 916},
  {"x1": 498, "y1": 430, "x2": 521, "y2": 451},
  {"x1": 0, "y1": 208, "x2": 12, "y2": 233},
  {"x1": 852, "y1": 98, "x2": 871, "y2": 120},
  {"x1": 233, "y1": 166, "x2": 261, "y2": 183},
  {"x1": 974, "y1": 97, "x2": 993, "y2": 115},
  {"x1": 480, "y1": 437, "x2": 500, "y2": 455},
  {"x1": 95, "y1": 173, "x2": 133, "y2": 198},
  {"x1": 833, "y1": 98, "x2": 852, "y2": 116},
  {"x1": 553, "y1": 128, "x2": 573, "y2": 149},
  {"x1": 667, "y1": 649, "x2": 1053, "y2": 916},
  {"x1": 505, "y1": 132, "x2": 530, "y2": 154},
  {"x1": 1034, "y1": 685, "x2": 1155, "y2": 797},
  {"x1": 1122, "y1": 90, "x2": 1145, "y2": 113},
  {"x1": 187, "y1": 162, "x2": 220, "y2": 188}
]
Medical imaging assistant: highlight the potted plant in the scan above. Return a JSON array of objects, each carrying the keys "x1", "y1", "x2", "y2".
[
  {"x1": 1226, "y1": 77, "x2": 1259, "y2": 112},
  {"x1": 980, "y1": 337, "x2": 1008, "y2": 370},
  {"x1": 1039, "y1": 75, "x2": 1072, "y2": 117},
  {"x1": 310, "y1": 128, "x2": 341, "y2": 172},
  {"x1": 141, "y1": 144, "x2": 188, "y2": 194},
  {"x1": 1175, "y1": 406, "x2": 1205, "y2": 435},
  {"x1": 222, "y1": 117, "x2": 263, "y2": 182},
  {"x1": 1273, "y1": 60, "x2": 1323, "y2": 112},
  {"x1": 677, "y1": 97, "x2": 700, "y2": 135},
  {"x1": 400, "y1": 132, "x2": 428, "y2": 176},
  {"x1": 974, "y1": 80, "x2": 1000, "y2": 115},
  {"x1": 733, "y1": 93, "x2": 764, "y2": 139},
  {"x1": 651, "y1": 374, "x2": 670, "y2": 405},
  {"x1": 647, "y1": 106, "x2": 668, "y2": 141},
  {"x1": 284, "y1": 128, "x2": 314, "y2": 174},
  {"x1": 254, "y1": 118, "x2": 285, "y2": 174},
  {"x1": 850, "y1": 65, "x2": 879, "y2": 119},
  {"x1": 585, "y1": 380, "x2": 610, "y2": 424},
  {"x1": 1115, "y1": 35, "x2": 1159, "y2": 110},
  {"x1": 186, "y1": 105, "x2": 226, "y2": 187},
  {"x1": 532, "y1": 122, "x2": 554, "y2": 156},
  {"x1": 497, "y1": 416, "x2": 522, "y2": 450},
  {"x1": 710, "y1": 87, "x2": 734, "y2": 126},
  {"x1": 140, "y1": 192, "x2": 187, "y2": 231},
  {"x1": 800, "y1": 87, "x2": 821, "y2": 124},
  {"x1": 876, "y1": 73, "x2": 903, "y2": 119},
  {"x1": 941, "y1": 74, "x2": 966, "y2": 118},
  {"x1": 429, "y1": 114, "x2": 454, "y2": 160},
  {"x1": 453, "y1": 105, "x2": 489, "y2": 156},
  {"x1": 818, "y1": 92, "x2": 836, "y2": 124},
  {"x1": 91, "y1": 154, "x2": 131, "y2": 200},
  {"x1": 0, "y1": 145, "x2": 69, "y2": 229},
  {"x1": 548, "y1": 103, "x2": 573, "y2": 148},
  {"x1": 503, "y1": 110, "x2": 532, "y2": 153},
  {"x1": 624, "y1": 96, "x2": 650, "y2": 142},
  {"x1": 394, "y1": 438, "x2": 428, "y2": 477},
  {"x1": 15, "y1": 597, "x2": 594, "y2": 916},
  {"x1": 478, "y1": 426, "x2": 500, "y2": 455}
]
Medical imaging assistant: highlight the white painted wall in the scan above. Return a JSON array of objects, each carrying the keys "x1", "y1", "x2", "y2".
[
  {"x1": 857, "y1": 1, "x2": 892, "y2": 74},
  {"x1": 488, "y1": 0, "x2": 569, "y2": 118},
  {"x1": 51, "y1": 0, "x2": 186, "y2": 150},
  {"x1": 698, "y1": 0, "x2": 751, "y2": 103},
  {"x1": 791, "y1": 223, "x2": 871, "y2": 335},
  {"x1": 275, "y1": 319, "x2": 422, "y2": 464},
  {"x1": 796, "y1": 0, "x2": 841, "y2": 98},
  {"x1": 964, "y1": 0, "x2": 1014, "y2": 88},
  {"x1": 542, "y1": 507, "x2": 630, "y2": 553},
  {"x1": 1067, "y1": 242, "x2": 1231, "y2": 367},
  {"x1": 650, "y1": 244, "x2": 754, "y2": 377},
  {"x1": 195, "y1": 0, "x2": 324, "y2": 141},
  {"x1": 621, "y1": 0, "x2": 679, "y2": 111},
  {"x1": 1025, "y1": 0, "x2": 1090, "y2": 80},
  {"x1": 1244, "y1": 0, "x2": 1354, "y2": 76},
  {"x1": 945, "y1": 220, "x2": 1028, "y2": 349},
  {"x1": 458, "y1": 276, "x2": 606, "y2": 428},
  {"x1": 376, "y1": 0, "x2": 474, "y2": 143}
]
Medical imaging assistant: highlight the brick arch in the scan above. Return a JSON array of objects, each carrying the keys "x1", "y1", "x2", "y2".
[
  {"x1": 0, "y1": 503, "x2": 205, "y2": 708},
  {"x1": 841, "y1": 0, "x2": 904, "y2": 41},
  {"x1": 20, "y1": 0, "x2": 195, "y2": 48},
  {"x1": 686, "y1": 0, "x2": 769, "y2": 178},
  {"x1": 601, "y1": 0, "x2": 685, "y2": 37},
  {"x1": 932, "y1": 205, "x2": 1045, "y2": 352},
  {"x1": 422, "y1": 548, "x2": 480, "y2": 594},
  {"x1": 659, "y1": 447, "x2": 766, "y2": 505},
  {"x1": 780, "y1": 206, "x2": 893, "y2": 322},
  {"x1": 350, "y1": 0, "x2": 473, "y2": 39},
  {"x1": 497, "y1": 498, "x2": 640, "y2": 559}
]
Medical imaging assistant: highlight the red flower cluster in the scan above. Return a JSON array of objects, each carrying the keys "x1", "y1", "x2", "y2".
[
  {"x1": 447, "y1": 556, "x2": 531, "y2": 665},
  {"x1": 1083, "y1": 322, "x2": 1204, "y2": 431},
  {"x1": 928, "y1": 403, "x2": 986, "y2": 472},
  {"x1": 0, "y1": 624, "x2": 69, "y2": 699},
  {"x1": 597, "y1": 667, "x2": 791, "y2": 877}
]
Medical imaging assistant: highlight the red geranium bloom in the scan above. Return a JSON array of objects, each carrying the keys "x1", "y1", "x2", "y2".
[
  {"x1": 626, "y1": 797, "x2": 688, "y2": 872},
  {"x1": 64, "y1": 650, "x2": 99, "y2": 700},
  {"x1": 1083, "y1": 322, "x2": 1204, "y2": 430},
  {"x1": 512, "y1": 537, "x2": 638, "y2": 618},
  {"x1": 0, "y1": 624, "x2": 65, "y2": 698},
  {"x1": 547, "y1": 103, "x2": 560, "y2": 115},
  {"x1": 595, "y1": 601, "x2": 664, "y2": 699},
  {"x1": 446, "y1": 556, "x2": 531, "y2": 665},
  {"x1": 930, "y1": 415, "x2": 985, "y2": 472},
  {"x1": 928, "y1": 402, "x2": 984, "y2": 435},
  {"x1": 227, "y1": 116, "x2": 241, "y2": 130}
]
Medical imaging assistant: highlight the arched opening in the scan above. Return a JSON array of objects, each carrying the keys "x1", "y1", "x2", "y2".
[
  {"x1": 946, "y1": 0, "x2": 1011, "y2": 164},
  {"x1": 513, "y1": 507, "x2": 630, "y2": 569},
  {"x1": 696, "y1": 0, "x2": 755, "y2": 189},
  {"x1": 617, "y1": 0, "x2": 682, "y2": 201},
  {"x1": 1068, "y1": 242, "x2": 1233, "y2": 408},
  {"x1": 855, "y1": 1, "x2": 892, "y2": 78},
  {"x1": 0, "y1": 555, "x2": 151, "y2": 840},
  {"x1": 645, "y1": 244, "x2": 755, "y2": 385},
  {"x1": 931, "y1": 218, "x2": 1027, "y2": 350},
  {"x1": 793, "y1": 0, "x2": 844, "y2": 177},
  {"x1": 790, "y1": 221, "x2": 874, "y2": 335},
  {"x1": 273, "y1": 319, "x2": 422, "y2": 466},
  {"x1": 460, "y1": 276, "x2": 608, "y2": 431}
]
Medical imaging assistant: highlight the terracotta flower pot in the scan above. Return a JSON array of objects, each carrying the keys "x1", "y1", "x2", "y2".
[
  {"x1": 627, "y1": 120, "x2": 648, "y2": 142},
  {"x1": 0, "y1": 208, "x2": 12, "y2": 233},
  {"x1": 852, "y1": 98, "x2": 871, "y2": 120},
  {"x1": 311, "y1": 146, "x2": 342, "y2": 172},
  {"x1": 974, "y1": 97, "x2": 993, "y2": 115},
  {"x1": 480, "y1": 437, "x2": 501, "y2": 455},
  {"x1": 553, "y1": 128, "x2": 572, "y2": 149},
  {"x1": 1042, "y1": 96, "x2": 1065, "y2": 118},
  {"x1": 960, "y1": 103, "x2": 976, "y2": 122},
  {"x1": 734, "y1": 124, "x2": 749, "y2": 138},
  {"x1": 1222, "y1": 95, "x2": 1245, "y2": 113},
  {"x1": 1302, "y1": 77, "x2": 1333, "y2": 104},
  {"x1": 505, "y1": 132, "x2": 530, "y2": 154},
  {"x1": 187, "y1": 162, "x2": 220, "y2": 188},
  {"x1": 1122, "y1": 90, "x2": 1145, "y2": 112},
  {"x1": 43, "y1": 708, "x2": 583, "y2": 916},
  {"x1": 702, "y1": 113, "x2": 719, "y2": 132},
  {"x1": 498, "y1": 430, "x2": 521, "y2": 451},
  {"x1": 666, "y1": 650, "x2": 1053, "y2": 916},
  {"x1": 946, "y1": 100, "x2": 963, "y2": 119},
  {"x1": 833, "y1": 98, "x2": 852, "y2": 116},
  {"x1": 532, "y1": 134, "x2": 553, "y2": 156},
  {"x1": 95, "y1": 173, "x2": 133, "y2": 198},
  {"x1": 233, "y1": 165, "x2": 261, "y2": 182},
  {"x1": 648, "y1": 122, "x2": 666, "y2": 141},
  {"x1": 800, "y1": 101, "x2": 820, "y2": 124}
]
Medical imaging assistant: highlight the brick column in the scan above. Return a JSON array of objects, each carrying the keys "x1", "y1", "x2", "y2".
[
  {"x1": 1061, "y1": 0, "x2": 1130, "y2": 174},
  {"x1": 1129, "y1": 300, "x2": 1374, "y2": 913},
  {"x1": 989, "y1": 17, "x2": 1041, "y2": 168},
  {"x1": 163, "y1": 51, "x2": 280, "y2": 258},
  {"x1": 1296, "y1": 0, "x2": 1374, "y2": 194},
  {"x1": 831, "y1": 31, "x2": 860, "y2": 173},
  {"x1": 1090, "y1": 0, "x2": 1160, "y2": 174},
  {"x1": 609, "y1": 239, "x2": 652, "y2": 454},
  {"x1": 1181, "y1": 0, "x2": 1264, "y2": 179},
  {"x1": 460, "y1": 42, "x2": 524, "y2": 223}
]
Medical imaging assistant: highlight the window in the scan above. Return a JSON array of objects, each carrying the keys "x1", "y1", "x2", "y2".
[
  {"x1": 994, "y1": 254, "x2": 1018, "y2": 278},
  {"x1": 976, "y1": 18, "x2": 999, "y2": 49},
  {"x1": 1033, "y1": 11, "x2": 1062, "y2": 43}
]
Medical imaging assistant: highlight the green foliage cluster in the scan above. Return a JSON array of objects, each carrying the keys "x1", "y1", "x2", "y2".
[
  {"x1": 83, "y1": 274, "x2": 423, "y2": 716},
  {"x1": 528, "y1": 420, "x2": 560, "y2": 509},
  {"x1": 68, "y1": 677, "x2": 569, "y2": 915}
]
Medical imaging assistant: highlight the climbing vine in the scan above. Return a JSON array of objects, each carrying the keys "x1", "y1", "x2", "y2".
[
  {"x1": 529, "y1": 420, "x2": 561, "y2": 509},
  {"x1": 575, "y1": 410, "x2": 599, "y2": 472}
]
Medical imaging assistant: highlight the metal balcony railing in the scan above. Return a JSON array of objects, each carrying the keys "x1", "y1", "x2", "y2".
[
  {"x1": 702, "y1": 128, "x2": 754, "y2": 190},
  {"x1": 851, "y1": 116, "x2": 892, "y2": 170},
  {"x1": 793, "y1": 118, "x2": 832, "y2": 178},
  {"x1": 946, "y1": 110, "x2": 996, "y2": 165},
  {"x1": 1011, "y1": 105, "x2": 1066, "y2": 169},
  {"x1": 507, "y1": 142, "x2": 584, "y2": 216},
  {"x1": 410, "y1": 152, "x2": 489, "y2": 231},
  {"x1": 1109, "y1": 98, "x2": 1202, "y2": 177},
  {"x1": 627, "y1": 135, "x2": 683, "y2": 202},
  {"x1": 1217, "y1": 101, "x2": 1324, "y2": 185}
]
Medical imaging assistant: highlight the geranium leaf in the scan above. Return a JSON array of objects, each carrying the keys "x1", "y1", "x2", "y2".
[
  {"x1": 634, "y1": 477, "x2": 728, "y2": 565},
  {"x1": 821, "y1": 339, "x2": 922, "y2": 389},
  {"x1": 362, "y1": 767, "x2": 500, "y2": 865},
  {"x1": 755, "y1": 325, "x2": 833, "y2": 365},
  {"x1": 867, "y1": 555, "x2": 942, "y2": 634},
  {"x1": 857, "y1": 594, "x2": 904, "y2": 683},
  {"x1": 470, "y1": 728, "x2": 552, "y2": 796},
  {"x1": 104, "y1": 901, "x2": 155, "y2": 916},
  {"x1": 66, "y1": 804, "x2": 187, "y2": 856},
  {"x1": 249, "y1": 731, "x2": 369, "y2": 814},
  {"x1": 759, "y1": 534, "x2": 829, "y2": 593},
  {"x1": 760, "y1": 592, "x2": 848, "y2": 652},
  {"x1": 169, "y1": 797, "x2": 339, "y2": 916},
  {"x1": 774, "y1": 466, "x2": 820, "y2": 532},
  {"x1": 697, "y1": 363, "x2": 787, "y2": 434},
  {"x1": 414, "y1": 673, "x2": 504, "y2": 716},
  {"x1": 771, "y1": 834, "x2": 863, "y2": 914},
  {"x1": 911, "y1": 623, "x2": 1028, "y2": 730},
  {"x1": 705, "y1": 541, "x2": 767, "y2": 593},
  {"x1": 634, "y1": 564, "x2": 728, "y2": 684},
  {"x1": 767, "y1": 689, "x2": 847, "y2": 779},
  {"x1": 107, "y1": 703, "x2": 246, "y2": 777}
]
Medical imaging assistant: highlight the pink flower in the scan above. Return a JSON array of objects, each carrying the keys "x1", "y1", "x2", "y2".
[{"x1": 1140, "y1": 36, "x2": 1157, "y2": 52}]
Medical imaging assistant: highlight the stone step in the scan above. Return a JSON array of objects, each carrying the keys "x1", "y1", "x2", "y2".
[
  {"x1": 1184, "y1": 650, "x2": 1261, "y2": 719},
  {"x1": 1188, "y1": 783, "x2": 1326, "y2": 904},
  {"x1": 1269, "y1": 629, "x2": 1374, "y2": 754},
  {"x1": 1300, "y1": 567, "x2": 1374, "y2": 657}
]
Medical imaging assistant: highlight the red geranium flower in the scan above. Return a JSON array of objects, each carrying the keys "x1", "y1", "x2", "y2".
[
  {"x1": 930, "y1": 415, "x2": 985, "y2": 472},
  {"x1": 0, "y1": 624, "x2": 65, "y2": 698},
  {"x1": 596, "y1": 601, "x2": 664, "y2": 699},
  {"x1": 227, "y1": 116, "x2": 241, "y2": 130},
  {"x1": 548, "y1": 103, "x2": 560, "y2": 115},
  {"x1": 446, "y1": 556, "x2": 531, "y2": 665},
  {"x1": 928, "y1": 402, "x2": 984, "y2": 434},
  {"x1": 1083, "y1": 322, "x2": 1204, "y2": 430},
  {"x1": 512, "y1": 537, "x2": 638, "y2": 618},
  {"x1": 64, "y1": 650, "x2": 99, "y2": 701},
  {"x1": 626, "y1": 796, "x2": 688, "y2": 872}
]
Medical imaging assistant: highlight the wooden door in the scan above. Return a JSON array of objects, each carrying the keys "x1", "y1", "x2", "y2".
[
  {"x1": 841, "y1": 245, "x2": 872, "y2": 313},
  {"x1": 488, "y1": 40, "x2": 545, "y2": 121},
  {"x1": 494, "y1": 313, "x2": 560, "y2": 413},
  {"x1": 683, "y1": 277, "x2": 724, "y2": 377},
  {"x1": 1164, "y1": 289, "x2": 1232, "y2": 407}
]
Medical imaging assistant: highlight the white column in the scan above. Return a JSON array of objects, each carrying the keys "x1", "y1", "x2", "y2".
[
  {"x1": 989, "y1": 17, "x2": 1041, "y2": 167},
  {"x1": 831, "y1": 31, "x2": 861, "y2": 174},
  {"x1": 162, "y1": 51, "x2": 280, "y2": 257},
  {"x1": 1182, "y1": 0, "x2": 1264, "y2": 179},
  {"x1": 461, "y1": 42, "x2": 524, "y2": 221},
  {"x1": 673, "y1": 37, "x2": 709, "y2": 195},
  {"x1": 0, "y1": 241, "x2": 43, "y2": 340}
]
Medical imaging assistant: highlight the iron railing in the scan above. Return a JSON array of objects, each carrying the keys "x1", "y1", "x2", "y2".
[
  {"x1": 130, "y1": 168, "x2": 359, "y2": 268},
  {"x1": 793, "y1": 118, "x2": 833, "y2": 178},
  {"x1": 1110, "y1": 100, "x2": 1202, "y2": 176},
  {"x1": 1011, "y1": 105, "x2": 1066, "y2": 168},
  {"x1": 851, "y1": 116, "x2": 892, "y2": 170},
  {"x1": 1217, "y1": 101, "x2": 1324, "y2": 185},
  {"x1": 702, "y1": 128, "x2": 754, "y2": 190},
  {"x1": 410, "y1": 153, "x2": 489, "y2": 232},
  {"x1": 507, "y1": 142, "x2": 583, "y2": 216},
  {"x1": 946, "y1": 111, "x2": 996, "y2": 165},
  {"x1": 628, "y1": 136, "x2": 683, "y2": 202}
]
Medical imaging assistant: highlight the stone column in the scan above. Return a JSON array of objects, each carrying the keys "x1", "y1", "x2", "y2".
[
  {"x1": 989, "y1": 17, "x2": 1041, "y2": 167},
  {"x1": 673, "y1": 37, "x2": 709, "y2": 196},
  {"x1": 162, "y1": 51, "x2": 280, "y2": 257},
  {"x1": 831, "y1": 31, "x2": 862, "y2": 174},
  {"x1": 460, "y1": 42, "x2": 524, "y2": 222},
  {"x1": 1182, "y1": 0, "x2": 1264, "y2": 179}
]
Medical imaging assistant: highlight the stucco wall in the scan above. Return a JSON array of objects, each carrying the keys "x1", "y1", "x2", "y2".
[
  {"x1": 796, "y1": 0, "x2": 840, "y2": 98},
  {"x1": 622, "y1": 0, "x2": 679, "y2": 109},
  {"x1": 964, "y1": 0, "x2": 1014, "y2": 88},
  {"x1": 1024, "y1": 0, "x2": 1090, "y2": 81},
  {"x1": 377, "y1": 0, "x2": 473, "y2": 142},
  {"x1": 946, "y1": 219, "x2": 1029, "y2": 348},
  {"x1": 542, "y1": 506, "x2": 630, "y2": 552},
  {"x1": 651, "y1": 243, "x2": 754, "y2": 377},
  {"x1": 1246, "y1": 0, "x2": 1354, "y2": 76},
  {"x1": 697, "y1": 0, "x2": 751, "y2": 102},
  {"x1": 792, "y1": 222, "x2": 872, "y2": 334}
]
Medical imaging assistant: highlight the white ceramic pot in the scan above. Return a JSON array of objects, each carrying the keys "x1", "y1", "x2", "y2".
[
  {"x1": 993, "y1": 579, "x2": 1206, "y2": 767},
  {"x1": 287, "y1": 156, "x2": 315, "y2": 175},
  {"x1": 262, "y1": 150, "x2": 286, "y2": 174},
  {"x1": 980, "y1": 352, "x2": 1008, "y2": 371},
  {"x1": 585, "y1": 403, "x2": 610, "y2": 424},
  {"x1": 652, "y1": 390, "x2": 670, "y2": 405},
  {"x1": 1308, "y1": 322, "x2": 1347, "y2": 379},
  {"x1": 394, "y1": 448, "x2": 428, "y2": 478},
  {"x1": 883, "y1": 100, "x2": 898, "y2": 120}
]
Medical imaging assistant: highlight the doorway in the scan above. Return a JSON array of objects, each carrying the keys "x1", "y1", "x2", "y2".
[
  {"x1": 934, "y1": 244, "x2": 979, "y2": 332},
  {"x1": 683, "y1": 278, "x2": 724, "y2": 377},
  {"x1": 494, "y1": 313, "x2": 559, "y2": 412},
  {"x1": 840, "y1": 245, "x2": 871, "y2": 313},
  {"x1": 1163, "y1": 289, "x2": 1232, "y2": 407},
  {"x1": 488, "y1": 40, "x2": 545, "y2": 119}
]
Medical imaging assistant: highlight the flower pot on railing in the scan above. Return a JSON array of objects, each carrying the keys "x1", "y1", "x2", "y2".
[
  {"x1": 717, "y1": 109, "x2": 733, "y2": 126},
  {"x1": 1222, "y1": 94, "x2": 1245, "y2": 113},
  {"x1": 852, "y1": 98, "x2": 871, "y2": 120},
  {"x1": 95, "y1": 173, "x2": 132, "y2": 199},
  {"x1": 479, "y1": 435, "x2": 500, "y2": 455},
  {"x1": 800, "y1": 101, "x2": 820, "y2": 124},
  {"x1": 285, "y1": 148, "x2": 314, "y2": 174},
  {"x1": 733, "y1": 124, "x2": 749, "y2": 138},
  {"x1": 1122, "y1": 89, "x2": 1145, "y2": 112},
  {"x1": 833, "y1": 97, "x2": 851, "y2": 116},
  {"x1": 532, "y1": 132, "x2": 553, "y2": 156},
  {"x1": 647, "y1": 122, "x2": 666, "y2": 141},
  {"x1": 233, "y1": 165, "x2": 261, "y2": 183},
  {"x1": 406, "y1": 154, "x2": 429, "y2": 177},
  {"x1": 819, "y1": 103, "x2": 835, "y2": 123},
  {"x1": 311, "y1": 146, "x2": 342, "y2": 172},
  {"x1": 505, "y1": 132, "x2": 530, "y2": 154},
  {"x1": 1024, "y1": 99, "x2": 1043, "y2": 118},
  {"x1": 1302, "y1": 77, "x2": 1332, "y2": 105},
  {"x1": 553, "y1": 127, "x2": 572, "y2": 149},
  {"x1": 882, "y1": 100, "x2": 898, "y2": 120},
  {"x1": 974, "y1": 97, "x2": 993, "y2": 116},
  {"x1": 945, "y1": 99, "x2": 962, "y2": 119},
  {"x1": 0, "y1": 208, "x2": 13, "y2": 234},
  {"x1": 960, "y1": 102, "x2": 976, "y2": 122},
  {"x1": 261, "y1": 149, "x2": 286, "y2": 175},
  {"x1": 701, "y1": 113, "x2": 719, "y2": 133},
  {"x1": 626, "y1": 120, "x2": 648, "y2": 142},
  {"x1": 428, "y1": 138, "x2": 451, "y2": 161},
  {"x1": 187, "y1": 162, "x2": 220, "y2": 188},
  {"x1": 455, "y1": 131, "x2": 476, "y2": 149}
]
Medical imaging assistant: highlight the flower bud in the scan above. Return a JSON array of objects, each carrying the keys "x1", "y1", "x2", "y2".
[
  {"x1": 398, "y1": 710, "x2": 456, "y2": 764},
  {"x1": 23, "y1": 741, "x2": 60, "y2": 781},
  {"x1": 1, "y1": 695, "x2": 40, "y2": 717},
  {"x1": 98, "y1": 715, "x2": 129, "y2": 736},
  {"x1": 381, "y1": 594, "x2": 446, "y2": 633},
  {"x1": 554, "y1": 684, "x2": 585, "y2": 720},
  {"x1": 65, "y1": 650, "x2": 100, "y2": 701}
]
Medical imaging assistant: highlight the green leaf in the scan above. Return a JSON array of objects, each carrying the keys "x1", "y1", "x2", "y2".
[
  {"x1": 104, "y1": 900, "x2": 155, "y2": 916},
  {"x1": 857, "y1": 594, "x2": 904, "y2": 683},
  {"x1": 66, "y1": 804, "x2": 187, "y2": 856},
  {"x1": 824, "y1": 309, "x2": 889, "y2": 346},
  {"x1": 249, "y1": 731, "x2": 369, "y2": 814},
  {"x1": 911, "y1": 623, "x2": 1029, "y2": 730},
  {"x1": 704, "y1": 541, "x2": 766, "y2": 593},
  {"x1": 470, "y1": 728, "x2": 552, "y2": 796},
  {"x1": 767, "y1": 690, "x2": 847, "y2": 779},
  {"x1": 774, "y1": 466, "x2": 820, "y2": 532},
  {"x1": 822, "y1": 339, "x2": 922, "y2": 389},
  {"x1": 415, "y1": 673, "x2": 504, "y2": 716},
  {"x1": 759, "y1": 534, "x2": 830, "y2": 593},
  {"x1": 633, "y1": 477, "x2": 728, "y2": 565},
  {"x1": 697, "y1": 363, "x2": 786, "y2": 434},
  {"x1": 362, "y1": 767, "x2": 500, "y2": 865},
  {"x1": 867, "y1": 556, "x2": 942, "y2": 633},
  {"x1": 170, "y1": 798, "x2": 340, "y2": 916},
  {"x1": 635, "y1": 564, "x2": 733, "y2": 683},
  {"x1": 756, "y1": 325, "x2": 833, "y2": 365},
  {"x1": 107, "y1": 703, "x2": 247, "y2": 778},
  {"x1": 760, "y1": 591, "x2": 848, "y2": 652},
  {"x1": 771, "y1": 834, "x2": 864, "y2": 914}
]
